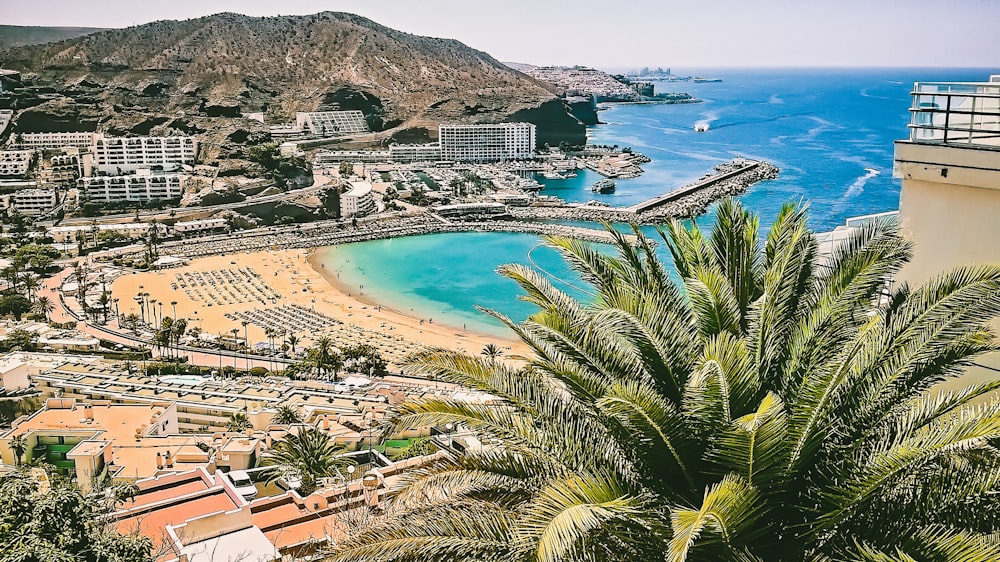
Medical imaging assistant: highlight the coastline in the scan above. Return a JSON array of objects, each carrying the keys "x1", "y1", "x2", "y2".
[{"x1": 111, "y1": 248, "x2": 528, "y2": 370}]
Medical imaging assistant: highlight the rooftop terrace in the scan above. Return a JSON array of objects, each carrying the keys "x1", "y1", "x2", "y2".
[{"x1": 908, "y1": 77, "x2": 1000, "y2": 148}]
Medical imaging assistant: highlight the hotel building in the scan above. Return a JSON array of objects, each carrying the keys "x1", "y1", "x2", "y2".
[
  {"x1": 5, "y1": 187, "x2": 57, "y2": 216},
  {"x1": 94, "y1": 136, "x2": 197, "y2": 174},
  {"x1": 0, "y1": 149, "x2": 33, "y2": 177},
  {"x1": 340, "y1": 180, "x2": 376, "y2": 217},
  {"x1": 295, "y1": 110, "x2": 370, "y2": 136},
  {"x1": 15, "y1": 131, "x2": 98, "y2": 151},
  {"x1": 78, "y1": 170, "x2": 184, "y2": 203},
  {"x1": 892, "y1": 75, "x2": 1000, "y2": 380},
  {"x1": 388, "y1": 142, "x2": 443, "y2": 163},
  {"x1": 438, "y1": 122, "x2": 536, "y2": 162}
]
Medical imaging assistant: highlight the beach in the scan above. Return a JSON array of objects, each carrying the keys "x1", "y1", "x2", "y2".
[{"x1": 110, "y1": 248, "x2": 528, "y2": 368}]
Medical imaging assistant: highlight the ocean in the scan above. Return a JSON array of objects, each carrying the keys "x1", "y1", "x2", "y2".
[{"x1": 315, "y1": 67, "x2": 996, "y2": 336}]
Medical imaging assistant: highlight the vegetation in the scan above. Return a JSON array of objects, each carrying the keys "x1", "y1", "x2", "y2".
[
  {"x1": 226, "y1": 411, "x2": 253, "y2": 433},
  {"x1": 261, "y1": 426, "x2": 354, "y2": 495},
  {"x1": 0, "y1": 470, "x2": 153, "y2": 561},
  {"x1": 272, "y1": 404, "x2": 304, "y2": 425},
  {"x1": 330, "y1": 199, "x2": 1000, "y2": 561}
]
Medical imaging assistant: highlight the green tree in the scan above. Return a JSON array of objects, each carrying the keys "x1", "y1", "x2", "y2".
[
  {"x1": 9, "y1": 435, "x2": 27, "y2": 467},
  {"x1": 0, "y1": 294, "x2": 32, "y2": 320},
  {"x1": 261, "y1": 426, "x2": 353, "y2": 495},
  {"x1": 1, "y1": 329, "x2": 37, "y2": 352},
  {"x1": 226, "y1": 411, "x2": 253, "y2": 433},
  {"x1": 342, "y1": 343, "x2": 387, "y2": 377},
  {"x1": 32, "y1": 295, "x2": 54, "y2": 322},
  {"x1": 480, "y1": 343, "x2": 502, "y2": 361},
  {"x1": 272, "y1": 403, "x2": 303, "y2": 425},
  {"x1": 331, "y1": 199, "x2": 1000, "y2": 561},
  {"x1": 0, "y1": 471, "x2": 153, "y2": 561},
  {"x1": 308, "y1": 336, "x2": 342, "y2": 381}
]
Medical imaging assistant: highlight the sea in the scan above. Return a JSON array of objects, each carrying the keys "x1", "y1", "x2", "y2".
[{"x1": 313, "y1": 68, "x2": 996, "y2": 336}]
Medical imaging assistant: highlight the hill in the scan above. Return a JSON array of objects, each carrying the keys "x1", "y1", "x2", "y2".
[
  {"x1": 0, "y1": 12, "x2": 585, "y2": 158},
  {"x1": 0, "y1": 25, "x2": 107, "y2": 49}
]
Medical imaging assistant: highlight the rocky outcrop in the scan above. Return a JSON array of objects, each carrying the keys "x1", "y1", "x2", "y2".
[{"x1": 506, "y1": 99, "x2": 587, "y2": 148}]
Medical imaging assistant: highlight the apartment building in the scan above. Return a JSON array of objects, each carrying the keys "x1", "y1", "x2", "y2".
[
  {"x1": 340, "y1": 180, "x2": 376, "y2": 217},
  {"x1": 389, "y1": 142, "x2": 443, "y2": 163},
  {"x1": 15, "y1": 131, "x2": 98, "y2": 151},
  {"x1": 172, "y1": 218, "x2": 227, "y2": 235},
  {"x1": 94, "y1": 136, "x2": 197, "y2": 173},
  {"x1": 438, "y1": 122, "x2": 536, "y2": 162},
  {"x1": 295, "y1": 111, "x2": 369, "y2": 136},
  {"x1": 79, "y1": 170, "x2": 184, "y2": 203},
  {"x1": 49, "y1": 222, "x2": 167, "y2": 243},
  {"x1": 6, "y1": 188, "x2": 57, "y2": 216},
  {"x1": 0, "y1": 149, "x2": 33, "y2": 177}
]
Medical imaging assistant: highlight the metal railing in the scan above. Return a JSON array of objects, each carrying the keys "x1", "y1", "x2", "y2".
[{"x1": 908, "y1": 80, "x2": 1000, "y2": 147}]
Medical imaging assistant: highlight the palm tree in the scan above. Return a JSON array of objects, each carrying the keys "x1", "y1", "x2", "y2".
[
  {"x1": 261, "y1": 426, "x2": 353, "y2": 495},
  {"x1": 10, "y1": 435, "x2": 27, "y2": 467},
  {"x1": 310, "y1": 336, "x2": 341, "y2": 380},
  {"x1": 480, "y1": 343, "x2": 502, "y2": 361},
  {"x1": 33, "y1": 296, "x2": 54, "y2": 322},
  {"x1": 272, "y1": 404, "x2": 303, "y2": 425},
  {"x1": 287, "y1": 334, "x2": 300, "y2": 356},
  {"x1": 330, "y1": 199, "x2": 1000, "y2": 562},
  {"x1": 226, "y1": 412, "x2": 252, "y2": 433}
]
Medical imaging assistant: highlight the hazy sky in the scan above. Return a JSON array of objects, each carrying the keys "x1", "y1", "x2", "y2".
[{"x1": 3, "y1": 0, "x2": 998, "y2": 69}]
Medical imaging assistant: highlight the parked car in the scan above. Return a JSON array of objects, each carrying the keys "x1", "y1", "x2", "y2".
[{"x1": 227, "y1": 469, "x2": 258, "y2": 500}]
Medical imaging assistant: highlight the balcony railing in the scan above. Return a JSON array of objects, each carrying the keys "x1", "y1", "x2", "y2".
[{"x1": 908, "y1": 79, "x2": 1000, "y2": 147}]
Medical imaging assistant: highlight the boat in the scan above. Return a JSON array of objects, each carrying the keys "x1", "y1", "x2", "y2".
[
  {"x1": 541, "y1": 170, "x2": 566, "y2": 180},
  {"x1": 592, "y1": 179, "x2": 616, "y2": 193},
  {"x1": 694, "y1": 123, "x2": 710, "y2": 132},
  {"x1": 693, "y1": 77, "x2": 722, "y2": 83}
]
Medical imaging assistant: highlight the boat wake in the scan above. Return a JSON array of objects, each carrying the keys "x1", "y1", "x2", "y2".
[{"x1": 845, "y1": 167, "x2": 880, "y2": 197}]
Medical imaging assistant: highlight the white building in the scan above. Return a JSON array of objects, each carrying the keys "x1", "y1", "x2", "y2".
[
  {"x1": 0, "y1": 150, "x2": 33, "y2": 177},
  {"x1": 16, "y1": 132, "x2": 99, "y2": 151},
  {"x1": 314, "y1": 150, "x2": 391, "y2": 165},
  {"x1": 172, "y1": 218, "x2": 227, "y2": 234},
  {"x1": 438, "y1": 122, "x2": 536, "y2": 162},
  {"x1": 94, "y1": 136, "x2": 197, "y2": 174},
  {"x1": 340, "y1": 180, "x2": 376, "y2": 217},
  {"x1": 49, "y1": 222, "x2": 166, "y2": 244},
  {"x1": 295, "y1": 111, "x2": 369, "y2": 136},
  {"x1": 6, "y1": 188, "x2": 57, "y2": 216},
  {"x1": 78, "y1": 170, "x2": 184, "y2": 203},
  {"x1": 389, "y1": 143, "x2": 443, "y2": 163}
]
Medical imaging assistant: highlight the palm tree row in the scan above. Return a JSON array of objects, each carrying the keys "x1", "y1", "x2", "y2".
[{"x1": 330, "y1": 199, "x2": 1000, "y2": 561}]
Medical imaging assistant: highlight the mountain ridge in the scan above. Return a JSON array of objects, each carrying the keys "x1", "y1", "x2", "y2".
[
  {"x1": 0, "y1": 12, "x2": 584, "y2": 157},
  {"x1": 0, "y1": 25, "x2": 107, "y2": 49}
]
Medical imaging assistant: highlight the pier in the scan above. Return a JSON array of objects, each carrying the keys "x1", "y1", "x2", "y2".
[{"x1": 629, "y1": 160, "x2": 761, "y2": 213}]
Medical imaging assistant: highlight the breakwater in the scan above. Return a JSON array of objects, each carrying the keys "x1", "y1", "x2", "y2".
[{"x1": 513, "y1": 159, "x2": 779, "y2": 224}]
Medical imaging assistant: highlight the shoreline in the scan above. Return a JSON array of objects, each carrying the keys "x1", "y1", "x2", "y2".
[
  {"x1": 305, "y1": 246, "x2": 520, "y2": 343},
  {"x1": 111, "y1": 248, "x2": 528, "y2": 370}
]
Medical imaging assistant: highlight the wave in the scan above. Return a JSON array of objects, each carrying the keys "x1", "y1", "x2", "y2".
[
  {"x1": 769, "y1": 94, "x2": 784, "y2": 104},
  {"x1": 845, "y1": 167, "x2": 880, "y2": 197}
]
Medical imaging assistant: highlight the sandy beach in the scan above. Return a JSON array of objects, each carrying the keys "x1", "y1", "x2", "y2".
[{"x1": 110, "y1": 249, "x2": 527, "y2": 368}]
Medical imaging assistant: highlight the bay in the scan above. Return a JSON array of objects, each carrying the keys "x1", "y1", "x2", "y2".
[{"x1": 319, "y1": 67, "x2": 996, "y2": 334}]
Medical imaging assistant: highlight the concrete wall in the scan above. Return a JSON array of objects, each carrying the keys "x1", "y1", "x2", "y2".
[{"x1": 894, "y1": 140, "x2": 1000, "y2": 390}]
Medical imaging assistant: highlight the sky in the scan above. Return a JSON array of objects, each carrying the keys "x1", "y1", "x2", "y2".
[{"x1": 2, "y1": 0, "x2": 998, "y2": 69}]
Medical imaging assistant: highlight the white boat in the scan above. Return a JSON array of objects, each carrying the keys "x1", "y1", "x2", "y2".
[
  {"x1": 694, "y1": 123, "x2": 710, "y2": 132},
  {"x1": 541, "y1": 171, "x2": 566, "y2": 180},
  {"x1": 592, "y1": 179, "x2": 616, "y2": 193}
]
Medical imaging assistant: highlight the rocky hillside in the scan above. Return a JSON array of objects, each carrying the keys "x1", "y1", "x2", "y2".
[
  {"x1": 0, "y1": 12, "x2": 585, "y2": 158},
  {"x1": 0, "y1": 25, "x2": 106, "y2": 49}
]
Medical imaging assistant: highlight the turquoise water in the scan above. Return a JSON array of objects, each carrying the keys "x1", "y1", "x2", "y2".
[{"x1": 320, "y1": 68, "x2": 997, "y2": 334}]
